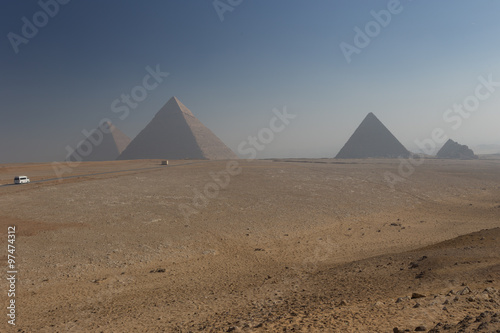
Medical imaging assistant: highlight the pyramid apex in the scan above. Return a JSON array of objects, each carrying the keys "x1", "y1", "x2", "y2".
[
  {"x1": 162, "y1": 96, "x2": 194, "y2": 116},
  {"x1": 99, "y1": 120, "x2": 114, "y2": 131}
]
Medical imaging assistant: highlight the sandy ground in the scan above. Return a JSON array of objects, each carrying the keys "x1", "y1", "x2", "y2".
[{"x1": 0, "y1": 158, "x2": 499, "y2": 332}]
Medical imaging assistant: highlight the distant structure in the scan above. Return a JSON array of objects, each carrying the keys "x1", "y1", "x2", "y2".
[
  {"x1": 67, "y1": 121, "x2": 131, "y2": 161},
  {"x1": 335, "y1": 113, "x2": 410, "y2": 159},
  {"x1": 117, "y1": 97, "x2": 237, "y2": 160},
  {"x1": 436, "y1": 139, "x2": 478, "y2": 160}
]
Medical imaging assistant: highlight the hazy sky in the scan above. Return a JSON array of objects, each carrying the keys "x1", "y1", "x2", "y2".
[{"x1": 1, "y1": 0, "x2": 500, "y2": 163}]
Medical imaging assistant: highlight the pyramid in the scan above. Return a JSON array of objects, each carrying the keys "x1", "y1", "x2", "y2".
[
  {"x1": 117, "y1": 97, "x2": 237, "y2": 160},
  {"x1": 436, "y1": 139, "x2": 477, "y2": 160},
  {"x1": 67, "y1": 121, "x2": 131, "y2": 161},
  {"x1": 335, "y1": 113, "x2": 410, "y2": 159}
]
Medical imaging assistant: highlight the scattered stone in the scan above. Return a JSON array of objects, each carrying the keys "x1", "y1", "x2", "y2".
[
  {"x1": 415, "y1": 272, "x2": 425, "y2": 279},
  {"x1": 393, "y1": 328, "x2": 409, "y2": 333},
  {"x1": 150, "y1": 268, "x2": 166, "y2": 273},
  {"x1": 254, "y1": 248, "x2": 265, "y2": 252},
  {"x1": 340, "y1": 300, "x2": 348, "y2": 306},
  {"x1": 413, "y1": 303, "x2": 420, "y2": 308},
  {"x1": 415, "y1": 326, "x2": 426, "y2": 331},
  {"x1": 396, "y1": 296, "x2": 411, "y2": 303},
  {"x1": 411, "y1": 293, "x2": 426, "y2": 299},
  {"x1": 485, "y1": 287, "x2": 496, "y2": 294},
  {"x1": 409, "y1": 262, "x2": 419, "y2": 269},
  {"x1": 457, "y1": 286, "x2": 471, "y2": 295}
]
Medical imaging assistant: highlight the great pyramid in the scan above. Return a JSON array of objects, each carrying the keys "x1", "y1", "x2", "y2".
[
  {"x1": 335, "y1": 113, "x2": 410, "y2": 159},
  {"x1": 67, "y1": 121, "x2": 131, "y2": 161},
  {"x1": 117, "y1": 97, "x2": 237, "y2": 160},
  {"x1": 436, "y1": 139, "x2": 477, "y2": 160}
]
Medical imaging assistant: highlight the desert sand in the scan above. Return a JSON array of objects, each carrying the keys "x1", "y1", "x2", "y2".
[{"x1": 1, "y1": 158, "x2": 499, "y2": 332}]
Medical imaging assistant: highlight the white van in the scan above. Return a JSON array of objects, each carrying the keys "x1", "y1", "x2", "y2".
[{"x1": 14, "y1": 176, "x2": 30, "y2": 184}]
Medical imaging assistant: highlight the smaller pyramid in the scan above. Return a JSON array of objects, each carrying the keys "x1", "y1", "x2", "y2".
[
  {"x1": 117, "y1": 97, "x2": 237, "y2": 160},
  {"x1": 67, "y1": 122, "x2": 131, "y2": 161},
  {"x1": 436, "y1": 139, "x2": 477, "y2": 160},
  {"x1": 335, "y1": 113, "x2": 410, "y2": 159}
]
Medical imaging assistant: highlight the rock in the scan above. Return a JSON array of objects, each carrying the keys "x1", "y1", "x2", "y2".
[
  {"x1": 396, "y1": 296, "x2": 411, "y2": 303},
  {"x1": 409, "y1": 262, "x2": 419, "y2": 269},
  {"x1": 485, "y1": 287, "x2": 496, "y2": 294},
  {"x1": 411, "y1": 293, "x2": 426, "y2": 299},
  {"x1": 413, "y1": 303, "x2": 420, "y2": 308},
  {"x1": 457, "y1": 286, "x2": 471, "y2": 295},
  {"x1": 340, "y1": 300, "x2": 348, "y2": 306},
  {"x1": 415, "y1": 326, "x2": 426, "y2": 331}
]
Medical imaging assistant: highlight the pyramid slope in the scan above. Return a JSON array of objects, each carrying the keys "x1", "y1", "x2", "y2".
[
  {"x1": 67, "y1": 122, "x2": 131, "y2": 162},
  {"x1": 117, "y1": 97, "x2": 237, "y2": 160},
  {"x1": 335, "y1": 113, "x2": 410, "y2": 159},
  {"x1": 436, "y1": 139, "x2": 477, "y2": 160}
]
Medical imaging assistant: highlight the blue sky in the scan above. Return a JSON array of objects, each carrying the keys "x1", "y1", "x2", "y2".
[{"x1": 1, "y1": 0, "x2": 500, "y2": 163}]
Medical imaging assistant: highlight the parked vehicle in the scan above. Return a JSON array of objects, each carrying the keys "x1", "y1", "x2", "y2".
[{"x1": 14, "y1": 176, "x2": 30, "y2": 184}]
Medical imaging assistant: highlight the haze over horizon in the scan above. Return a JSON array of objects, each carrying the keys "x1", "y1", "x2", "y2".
[{"x1": 1, "y1": 0, "x2": 500, "y2": 163}]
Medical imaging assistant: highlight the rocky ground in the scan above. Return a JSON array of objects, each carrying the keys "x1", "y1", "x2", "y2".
[{"x1": 0, "y1": 158, "x2": 499, "y2": 332}]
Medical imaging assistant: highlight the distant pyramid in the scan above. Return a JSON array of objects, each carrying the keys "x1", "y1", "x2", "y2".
[
  {"x1": 67, "y1": 121, "x2": 131, "y2": 161},
  {"x1": 117, "y1": 97, "x2": 237, "y2": 160},
  {"x1": 335, "y1": 113, "x2": 410, "y2": 159},
  {"x1": 436, "y1": 139, "x2": 477, "y2": 160}
]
